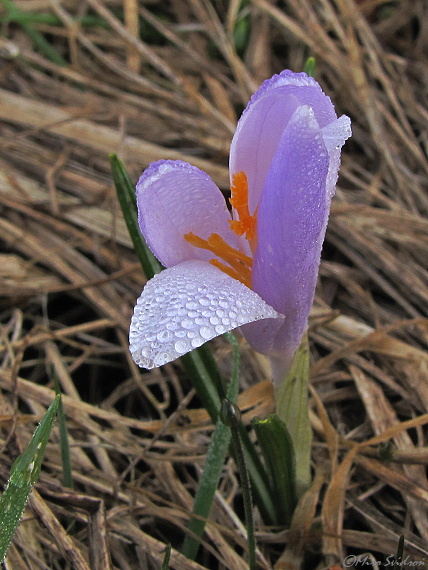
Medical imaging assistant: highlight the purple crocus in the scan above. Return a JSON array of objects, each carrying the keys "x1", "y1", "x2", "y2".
[{"x1": 129, "y1": 70, "x2": 351, "y2": 382}]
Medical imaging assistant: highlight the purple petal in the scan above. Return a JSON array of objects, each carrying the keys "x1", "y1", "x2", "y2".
[
  {"x1": 244, "y1": 105, "x2": 330, "y2": 358},
  {"x1": 136, "y1": 160, "x2": 237, "y2": 268},
  {"x1": 129, "y1": 260, "x2": 281, "y2": 369},
  {"x1": 229, "y1": 70, "x2": 339, "y2": 214}
]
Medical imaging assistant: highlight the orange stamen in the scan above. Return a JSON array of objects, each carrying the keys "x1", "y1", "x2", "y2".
[
  {"x1": 210, "y1": 260, "x2": 251, "y2": 288},
  {"x1": 229, "y1": 171, "x2": 257, "y2": 242},
  {"x1": 183, "y1": 170, "x2": 257, "y2": 288},
  {"x1": 185, "y1": 233, "x2": 252, "y2": 268},
  {"x1": 184, "y1": 232, "x2": 252, "y2": 288}
]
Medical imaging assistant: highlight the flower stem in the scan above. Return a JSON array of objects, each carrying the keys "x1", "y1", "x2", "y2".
[
  {"x1": 274, "y1": 335, "x2": 312, "y2": 497},
  {"x1": 221, "y1": 398, "x2": 256, "y2": 570},
  {"x1": 221, "y1": 333, "x2": 256, "y2": 569}
]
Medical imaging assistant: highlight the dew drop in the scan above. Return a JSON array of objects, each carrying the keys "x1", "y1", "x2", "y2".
[
  {"x1": 182, "y1": 318, "x2": 194, "y2": 329},
  {"x1": 157, "y1": 330, "x2": 172, "y2": 342},
  {"x1": 191, "y1": 336, "x2": 204, "y2": 348},
  {"x1": 175, "y1": 339, "x2": 189, "y2": 353},
  {"x1": 154, "y1": 352, "x2": 170, "y2": 366},
  {"x1": 200, "y1": 326, "x2": 213, "y2": 340}
]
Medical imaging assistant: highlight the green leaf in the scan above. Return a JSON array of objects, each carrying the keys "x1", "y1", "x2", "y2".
[
  {"x1": 233, "y1": 17, "x2": 250, "y2": 55},
  {"x1": 180, "y1": 347, "x2": 222, "y2": 423},
  {"x1": 0, "y1": 1, "x2": 106, "y2": 27},
  {"x1": 253, "y1": 414, "x2": 297, "y2": 526},
  {"x1": 53, "y1": 373, "x2": 73, "y2": 489},
  {"x1": 394, "y1": 535, "x2": 404, "y2": 565},
  {"x1": 304, "y1": 57, "x2": 316, "y2": 78},
  {"x1": 181, "y1": 416, "x2": 233, "y2": 559},
  {"x1": 182, "y1": 333, "x2": 240, "y2": 560},
  {"x1": 0, "y1": 396, "x2": 60, "y2": 562},
  {"x1": 220, "y1": 333, "x2": 256, "y2": 570},
  {"x1": 161, "y1": 544, "x2": 171, "y2": 569},
  {"x1": 226, "y1": 401, "x2": 256, "y2": 570},
  {"x1": 109, "y1": 154, "x2": 162, "y2": 279},
  {"x1": 274, "y1": 335, "x2": 312, "y2": 497},
  {"x1": 0, "y1": 0, "x2": 67, "y2": 65}
]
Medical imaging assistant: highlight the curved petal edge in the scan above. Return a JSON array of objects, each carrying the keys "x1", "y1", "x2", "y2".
[
  {"x1": 129, "y1": 260, "x2": 281, "y2": 369},
  {"x1": 136, "y1": 160, "x2": 235, "y2": 268}
]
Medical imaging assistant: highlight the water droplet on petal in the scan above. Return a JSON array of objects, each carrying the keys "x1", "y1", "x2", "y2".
[
  {"x1": 200, "y1": 326, "x2": 213, "y2": 340},
  {"x1": 191, "y1": 336, "x2": 204, "y2": 348},
  {"x1": 175, "y1": 339, "x2": 189, "y2": 353}
]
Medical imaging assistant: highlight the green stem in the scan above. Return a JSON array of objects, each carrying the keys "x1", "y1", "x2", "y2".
[
  {"x1": 274, "y1": 336, "x2": 312, "y2": 498},
  {"x1": 221, "y1": 399, "x2": 256, "y2": 570},
  {"x1": 221, "y1": 333, "x2": 256, "y2": 569}
]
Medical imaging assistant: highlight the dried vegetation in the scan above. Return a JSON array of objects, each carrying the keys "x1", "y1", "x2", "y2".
[{"x1": 0, "y1": 0, "x2": 427, "y2": 568}]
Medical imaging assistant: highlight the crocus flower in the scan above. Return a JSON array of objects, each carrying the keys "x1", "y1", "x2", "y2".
[{"x1": 129, "y1": 70, "x2": 351, "y2": 382}]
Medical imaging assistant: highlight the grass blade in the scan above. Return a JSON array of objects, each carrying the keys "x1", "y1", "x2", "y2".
[
  {"x1": 52, "y1": 372, "x2": 73, "y2": 489},
  {"x1": 182, "y1": 333, "x2": 239, "y2": 560},
  {"x1": 1, "y1": 0, "x2": 67, "y2": 65},
  {"x1": 181, "y1": 415, "x2": 233, "y2": 559},
  {"x1": 161, "y1": 544, "x2": 171, "y2": 569},
  {"x1": 109, "y1": 153, "x2": 162, "y2": 279},
  {"x1": 304, "y1": 56, "x2": 316, "y2": 77},
  {"x1": 0, "y1": 395, "x2": 60, "y2": 562},
  {"x1": 222, "y1": 332, "x2": 255, "y2": 569}
]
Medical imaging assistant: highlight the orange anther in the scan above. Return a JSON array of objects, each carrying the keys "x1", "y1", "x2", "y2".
[
  {"x1": 229, "y1": 171, "x2": 257, "y2": 241},
  {"x1": 183, "y1": 170, "x2": 257, "y2": 288},
  {"x1": 184, "y1": 232, "x2": 252, "y2": 288},
  {"x1": 210, "y1": 259, "x2": 251, "y2": 289}
]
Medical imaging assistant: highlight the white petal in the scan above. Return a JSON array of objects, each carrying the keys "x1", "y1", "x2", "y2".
[
  {"x1": 321, "y1": 114, "x2": 352, "y2": 153},
  {"x1": 322, "y1": 114, "x2": 352, "y2": 199},
  {"x1": 129, "y1": 260, "x2": 281, "y2": 369}
]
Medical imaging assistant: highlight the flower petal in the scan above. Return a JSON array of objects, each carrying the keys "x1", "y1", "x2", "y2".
[
  {"x1": 136, "y1": 160, "x2": 237, "y2": 268},
  {"x1": 322, "y1": 114, "x2": 352, "y2": 199},
  {"x1": 129, "y1": 260, "x2": 281, "y2": 369},
  {"x1": 229, "y1": 70, "x2": 339, "y2": 214},
  {"x1": 247, "y1": 105, "x2": 330, "y2": 358}
]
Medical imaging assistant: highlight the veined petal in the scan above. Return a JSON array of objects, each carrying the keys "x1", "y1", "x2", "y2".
[
  {"x1": 129, "y1": 260, "x2": 281, "y2": 369},
  {"x1": 136, "y1": 160, "x2": 237, "y2": 268},
  {"x1": 248, "y1": 105, "x2": 330, "y2": 357},
  {"x1": 229, "y1": 70, "x2": 338, "y2": 214}
]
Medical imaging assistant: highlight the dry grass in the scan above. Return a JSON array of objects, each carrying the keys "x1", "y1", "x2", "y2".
[{"x1": 0, "y1": 0, "x2": 427, "y2": 568}]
